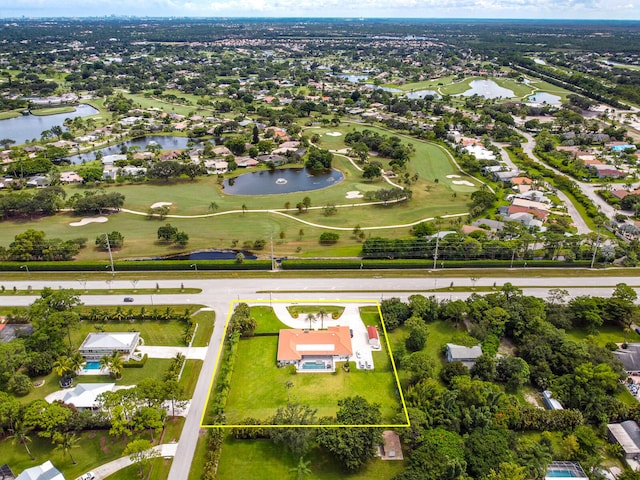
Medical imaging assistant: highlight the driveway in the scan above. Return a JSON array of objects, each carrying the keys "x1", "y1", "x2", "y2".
[
  {"x1": 79, "y1": 443, "x2": 178, "y2": 480},
  {"x1": 137, "y1": 346, "x2": 207, "y2": 360}
]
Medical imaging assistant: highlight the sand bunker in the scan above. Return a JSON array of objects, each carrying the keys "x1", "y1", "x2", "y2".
[
  {"x1": 69, "y1": 217, "x2": 108, "y2": 227},
  {"x1": 446, "y1": 174, "x2": 461, "y2": 178},
  {"x1": 453, "y1": 180, "x2": 475, "y2": 187},
  {"x1": 150, "y1": 202, "x2": 172, "y2": 209},
  {"x1": 326, "y1": 132, "x2": 343, "y2": 137},
  {"x1": 345, "y1": 191, "x2": 363, "y2": 199}
]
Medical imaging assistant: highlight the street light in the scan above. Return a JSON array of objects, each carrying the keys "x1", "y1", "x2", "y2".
[
  {"x1": 190, "y1": 264, "x2": 198, "y2": 272},
  {"x1": 20, "y1": 265, "x2": 29, "y2": 274}
]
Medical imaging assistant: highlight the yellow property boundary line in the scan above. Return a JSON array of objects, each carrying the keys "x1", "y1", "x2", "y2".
[{"x1": 200, "y1": 299, "x2": 410, "y2": 428}]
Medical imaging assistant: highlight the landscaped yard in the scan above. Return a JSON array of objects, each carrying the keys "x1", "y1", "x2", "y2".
[
  {"x1": 252, "y1": 305, "x2": 291, "y2": 334},
  {"x1": 286, "y1": 304, "x2": 345, "y2": 319},
  {"x1": 71, "y1": 319, "x2": 187, "y2": 348},
  {"x1": 216, "y1": 437, "x2": 406, "y2": 480},
  {"x1": 220, "y1": 333, "x2": 402, "y2": 424}
]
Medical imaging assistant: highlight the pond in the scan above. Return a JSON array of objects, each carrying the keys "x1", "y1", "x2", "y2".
[
  {"x1": 67, "y1": 136, "x2": 198, "y2": 164},
  {"x1": 405, "y1": 89, "x2": 440, "y2": 99},
  {"x1": 364, "y1": 84, "x2": 402, "y2": 93},
  {"x1": 160, "y1": 250, "x2": 257, "y2": 260},
  {"x1": 222, "y1": 167, "x2": 344, "y2": 195},
  {"x1": 336, "y1": 74, "x2": 369, "y2": 82},
  {"x1": 528, "y1": 92, "x2": 561, "y2": 105},
  {"x1": 461, "y1": 80, "x2": 515, "y2": 99},
  {"x1": 1, "y1": 104, "x2": 99, "y2": 145}
]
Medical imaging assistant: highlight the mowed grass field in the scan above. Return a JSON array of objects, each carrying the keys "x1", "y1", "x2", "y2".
[
  {"x1": 222, "y1": 335, "x2": 402, "y2": 424},
  {"x1": 0, "y1": 122, "x2": 472, "y2": 259}
]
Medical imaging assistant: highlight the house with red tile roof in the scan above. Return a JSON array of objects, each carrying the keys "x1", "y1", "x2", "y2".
[{"x1": 277, "y1": 326, "x2": 352, "y2": 372}]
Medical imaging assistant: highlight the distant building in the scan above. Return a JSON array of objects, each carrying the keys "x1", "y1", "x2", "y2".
[
  {"x1": 15, "y1": 461, "x2": 64, "y2": 480},
  {"x1": 445, "y1": 344, "x2": 482, "y2": 368},
  {"x1": 78, "y1": 332, "x2": 141, "y2": 361}
]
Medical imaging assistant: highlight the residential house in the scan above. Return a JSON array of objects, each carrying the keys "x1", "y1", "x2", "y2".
[
  {"x1": 614, "y1": 343, "x2": 640, "y2": 373},
  {"x1": 472, "y1": 218, "x2": 505, "y2": 232},
  {"x1": 236, "y1": 157, "x2": 259, "y2": 168},
  {"x1": 26, "y1": 176, "x2": 49, "y2": 188},
  {"x1": 59, "y1": 383, "x2": 116, "y2": 410},
  {"x1": 60, "y1": 171, "x2": 83, "y2": 184},
  {"x1": 607, "y1": 420, "x2": 640, "y2": 459},
  {"x1": 277, "y1": 326, "x2": 352, "y2": 372},
  {"x1": 102, "y1": 154, "x2": 126, "y2": 165},
  {"x1": 204, "y1": 160, "x2": 228, "y2": 175},
  {"x1": 102, "y1": 165, "x2": 118, "y2": 181},
  {"x1": 15, "y1": 461, "x2": 64, "y2": 480},
  {"x1": 79, "y1": 332, "x2": 141, "y2": 361},
  {"x1": 445, "y1": 344, "x2": 482, "y2": 368}
]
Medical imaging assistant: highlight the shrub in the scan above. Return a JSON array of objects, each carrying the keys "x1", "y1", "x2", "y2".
[
  {"x1": 123, "y1": 354, "x2": 148, "y2": 368},
  {"x1": 319, "y1": 232, "x2": 340, "y2": 244}
]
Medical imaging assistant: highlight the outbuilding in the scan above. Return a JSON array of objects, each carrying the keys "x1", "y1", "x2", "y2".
[{"x1": 367, "y1": 326, "x2": 380, "y2": 349}]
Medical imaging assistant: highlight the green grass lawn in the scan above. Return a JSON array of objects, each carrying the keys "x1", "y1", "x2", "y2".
[
  {"x1": 0, "y1": 110, "x2": 21, "y2": 120},
  {"x1": 179, "y1": 360, "x2": 203, "y2": 398},
  {"x1": 71, "y1": 319, "x2": 187, "y2": 348},
  {"x1": 217, "y1": 437, "x2": 406, "y2": 480},
  {"x1": 191, "y1": 309, "x2": 215, "y2": 347},
  {"x1": 565, "y1": 324, "x2": 640, "y2": 347},
  {"x1": 104, "y1": 458, "x2": 172, "y2": 480},
  {"x1": 30, "y1": 106, "x2": 77, "y2": 116},
  {"x1": 252, "y1": 305, "x2": 291, "y2": 334},
  {"x1": 187, "y1": 430, "x2": 209, "y2": 480},
  {"x1": 221, "y1": 334, "x2": 402, "y2": 424}
]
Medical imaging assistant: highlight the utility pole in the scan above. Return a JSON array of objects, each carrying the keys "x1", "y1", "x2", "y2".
[
  {"x1": 105, "y1": 232, "x2": 115, "y2": 275},
  {"x1": 433, "y1": 233, "x2": 440, "y2": 270},
  {"x1": 590, "y1": 228, "x2": 601, "y2": 269},
  {"x1": 270, "y1": 234, "x2": 276, "y2": 272}
]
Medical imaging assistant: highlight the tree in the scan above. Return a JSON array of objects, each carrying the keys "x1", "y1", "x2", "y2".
[
  {"x1": 405, "y1": 316, "x2": 429, "y2": 352},
  {"x1": 317, "y1": 309, "x2": 329, "y2": 329},
  {"x1": 10, "y1": 422, "x2": 34, "y2": 460},
  {"x1": 157, "y1": 224, "x2": 178, "y2": 241},
  {"x1": 289, "y1": 457, "x2": 312, "y2": 480},
  {"x1": 53, "y1": 355, "x2": 74, "y2": 380},
  {"x1": 465, "y1": 426, "x2": 512, "y2": 478},
  {"x1": 496, "y1": 356, "x2": 530, "y2": 391},
  {"x1": 96, "y1": 231, "x2": 124, "y2": 250},
  {"x1": 306, "y1": 313, "x2": 316, "y2": 330},
  {"x1": 363, "y1": 163, "x2": 382, "y2": 180},
  {"x1": 316, "y1": 396, "x2": 382, "y2": 471},
  {"x1": 398, "y1": 428, "x2": 466, "y2": 480},
  {"x1": 53, "y1": 432, "x2": 79, "y2": 464},
  {"x1": 270, "y1": 403, "x2": 317, "y2": 456},
  {"x1": 123, "y1": 438, "x2": 159, "y2": 478},
  {"x1": 174, "y1": 231, "x2": 189, "y2": 246}
]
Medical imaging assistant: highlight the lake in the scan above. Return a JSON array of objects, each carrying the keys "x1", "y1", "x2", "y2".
[
  {"x1": 222, "y1": 167, "x2": 344, "y2": 195},
  {"x1": 0, "y1": 104, "x2": 99, "y2": 145},
  {"x1": 336, "y1": 74, "x2": 369, "y2": 82},
  {"x1": 364, "y1": 84, "x2": 402, "y2": 93},
  {"x1": 528, "y1": 92, "x2": 561, "y2": 105},
  {"x1": 67, "y1": 136, "x2": 197, "y2": 164},
  {"x1": 461, "y1": 80, "x2": 515, "y2": 99},
  {"x1": 405, "y1": 89, "x2": 440, "y2": 99}
]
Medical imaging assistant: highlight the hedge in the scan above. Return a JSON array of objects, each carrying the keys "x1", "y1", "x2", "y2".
[
  {"x1": 123, "y1": 354, "x2": 148, "y2": 368},
  {"x1": 0, "y1": 259, "x2": 272, "y2": 272},
  {"x1": 280, "y1": 259, "x2": 593, "y2": 270}
]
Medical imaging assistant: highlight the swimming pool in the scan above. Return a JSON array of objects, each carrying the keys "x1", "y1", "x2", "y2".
[
  {"x1": 546, "y1": 472, "x2": 577, "y2": 478},
  {"x1": 301, "y1": 362, "x2": 328, "y2": 370},
  {"x1": 83, "y1": 361, "x2": 102, "y2": 371}
]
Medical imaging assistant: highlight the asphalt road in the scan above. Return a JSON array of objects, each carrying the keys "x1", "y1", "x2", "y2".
[{"x1": 1, "y1": 274, "x2": 638, "y2": 478}]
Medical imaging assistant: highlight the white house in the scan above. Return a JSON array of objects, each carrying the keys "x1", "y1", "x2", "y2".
[
  {"x1": 61, "y1": 383, "x2": 116, "y2": 410},
  {"x1": 79, "y1": 332, "x2": 141, "y2": 361},
  {"x1": 445, "y1": 344, "x2": 482, "y2": 368},
  {"x1": 16, "y1": 461, "x2": 65, "y2": 480}
]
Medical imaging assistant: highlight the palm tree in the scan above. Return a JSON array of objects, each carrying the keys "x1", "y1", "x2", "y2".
[
  {"x1": 285, "y1": 380, "x2": 294, "y2": 403},
  {"x1": 109, "y1": 352, "x2": 124, "y2": 380},
  {"x1": 69, "y1": 352, "x2": 84, "y2": 374},
  {"x1": 10, "y1": 422, "x2": 34, "y2": 460},
  {"x1": 289, "y1": 457, "x2": 312, "y2": 480},
  {"x1": 53, "y1": 356, "x2": 73, "y2": 379},
  {"x1": 306, "y1": 313, "x2": 316, "y2": 330},
  {"x1": 54, "y1": 432, "x2": 80, "y2": 464},
  {"x1": 208, "y1": 202, "x2": 218, "y2": 213},
  {"x1": 317, "y1": 309, "x2": 328, "y2": 329}
]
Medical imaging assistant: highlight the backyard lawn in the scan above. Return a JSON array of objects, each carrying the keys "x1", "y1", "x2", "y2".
[
  {"x1": 217, "y1": 437, "x2": 406, "y2": 480},
  {"x1": 71, "y1": 319, "x2": 187, "y2": 348},
  {"x1": 252, "y1": 305, "x2": 291, "y2": 334},
  {"x1": 221, "y1": 334, "x2": 403, "y2": 424}
]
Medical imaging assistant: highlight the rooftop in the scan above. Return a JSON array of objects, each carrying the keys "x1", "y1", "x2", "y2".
[{"x1": 277, "y1": 326, "x2": 352, "y2": 361}]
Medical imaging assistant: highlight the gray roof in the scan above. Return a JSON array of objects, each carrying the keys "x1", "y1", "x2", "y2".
[
  {"x1": 15, "y1": 461, "x2": 64, "y2": 480},
  {"x1": 472, "y1": 219, "x2": 504, "y2": 231},
  {"x1": 62, "y1": 383, "x2": 115, "y2": 409},
  {"x1": 79, "y1": 332, "x2": 140, "y2": 352},
  {"x1": 608, "y1": 420, "x2": 640, "y2": 456},
  {"x1": 614, "y1": 343, "x2": 640, "y2": 371},
  {"x1": 446, "y1": 343, "x2": 482, "y2": 361}
]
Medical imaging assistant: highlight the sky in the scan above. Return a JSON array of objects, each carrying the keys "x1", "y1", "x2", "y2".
[{"x1": 2, "y1": 0, "x2": 639, "y2": 20}]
